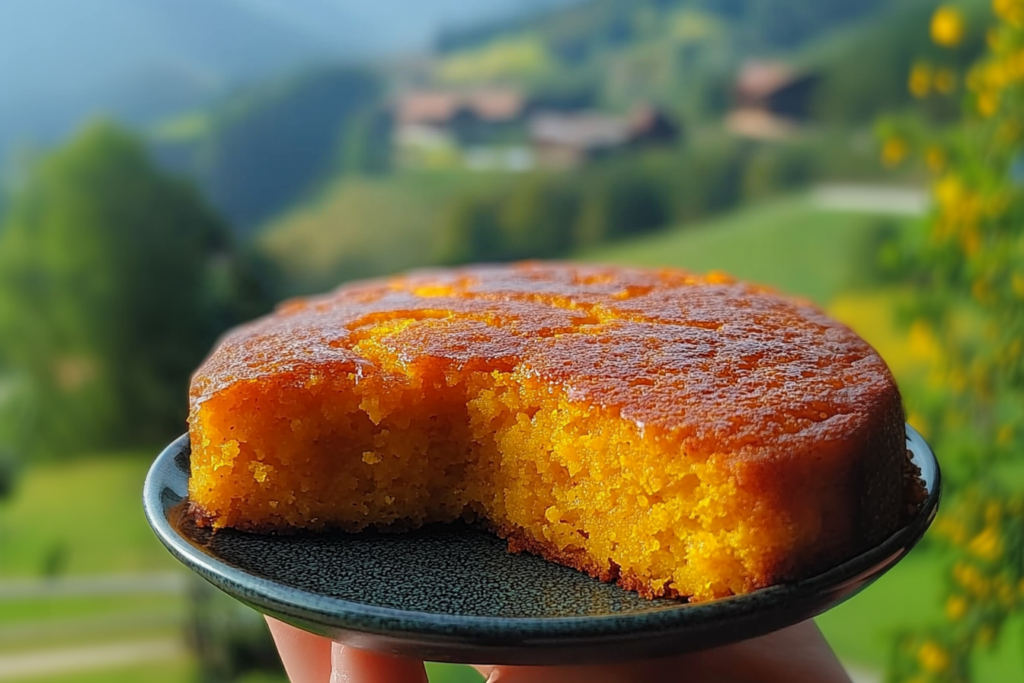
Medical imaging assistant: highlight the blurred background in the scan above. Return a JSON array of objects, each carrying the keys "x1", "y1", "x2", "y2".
[{"x1": 1, "y1": 0, "x2": 1022, "y2": 681}]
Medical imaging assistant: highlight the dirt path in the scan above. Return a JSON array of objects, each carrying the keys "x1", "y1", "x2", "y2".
[
  {"x1": 811, "y1": 183, "x2": 929, "y2": 217},
  {"x1": 845, "y1": 664, "x2": 881, "y2": 683},
  {"x1": 0, "y1": 573, "x2": 186, "y2": 600},
  {"x1": 0, "y1": 638, "x2": 183, "y2": 680}
]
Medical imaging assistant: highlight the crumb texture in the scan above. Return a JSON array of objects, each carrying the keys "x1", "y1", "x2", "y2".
[{"x1": 188, "y1": 263, "x2": 905, "y2": 601}]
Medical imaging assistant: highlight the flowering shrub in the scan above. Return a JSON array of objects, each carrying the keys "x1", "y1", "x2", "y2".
[{"x1": 882, "y1": 4, "x2": 1024, "y2": 682}]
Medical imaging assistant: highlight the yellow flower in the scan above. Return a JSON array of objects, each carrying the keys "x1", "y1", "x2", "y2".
[
  {"x1": 988, "y1": 27, "x2": 1004, "y2": 51},
  {"x1": 932, "y1": 6, "x2": 966, "y2": 47},
  {"x1": 954, "y1": 561, "x2": 992, "y2": 597},
  {"x1": 910, "y1": 62, "x2": 933, "y2": 97},
  {"x1": 907, "y1": 411, "x2": 931, "y2": 439},
  {"x1": 882, "y1": 138, "x2": 909, "y2": 167},
  {"x1": 968, "y1": 527, "x2": 1002, "y2": 561},
  {"x1": 909, "y1": 321, "x2": 942, "y2": 363},
  {"x1": 998, "y1": 120, "x2": 1022, "y2": 143},
  {"x1": 996, "y1": 576, "x2": 1017, "y2": 606},
  {"x1": 995, "y1": 0, "x2": 1024, "y2": 28},
  {"x1": 1009, "y1": 339, "x2": 1023, "y2": 363},
  {"x1": 977, "y1": 90, "x2": 1000, "y2": 117},
  {"x1": 997, "y1": 424, "x2": 1014, "y2": 445},
  {"x1": 962, "y1": 227, "x2": 981, "y2": 256},
  {"x1": 935, "y1": 175, "x2": 963, "y2": 207},
  {"x1": 985, "y1": 502, "x2": 1002, "y2": 525},
  {"x1": 934, "y1": 68, "x2": 957, "y2": 94},
  {"x1": 982, "y1": 62, "x2": 1010, "y2": 89},
  {"x1": 973, "y1": 278, "x2": 992, "y2": 303},
  {"x1": 926, "y1": 146, "x2": 947, "y2": 172},
  {"x1": 935, "y1": 516, "x2": 968, "y2": 544},
  {"x1": 977, "y1": 625, "x2": 995, "y2": 646},
  {"x1": 918, "y1": 641, "x2": 951, "y2": 673},
  {"x1": 946, "y1": 594, "x2": 969, "y2": 620},
  {"x1": 1012, "y1": 273, "x2": 1024, "y2": 298}
]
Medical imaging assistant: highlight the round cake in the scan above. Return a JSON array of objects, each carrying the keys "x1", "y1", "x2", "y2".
[{"x1": 188, "y1": 262, "x2": 906, "y2": 602}]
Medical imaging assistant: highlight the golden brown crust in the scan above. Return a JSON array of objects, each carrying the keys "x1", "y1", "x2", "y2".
[{"x1": 192, "y1": 262, "x2": 901, "y2": 457}]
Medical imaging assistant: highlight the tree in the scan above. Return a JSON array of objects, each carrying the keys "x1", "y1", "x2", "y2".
[
  {"x1": 434, "y1": 193, "x2": 503, "y2": 264},
  {"x1": 0, "y1": 372, "x2": 30, "y2": 500},
  {"x1": 881, "y1": 5, "x2": 1024, "y2": 681},
  {"x1": 186, "y1": 578, "x2": 283, "y2": 683},
  {"x1": 339, "y1": 105, "x2": 393, "y2": 177},
  {"x1": 0, "y1": 122, "x2": 268, "y2": 458},
  {"x1": 574, "y1": 170, "x2": 670, "y2": 246},
  {"x1": 0, "y1": 453, "x2": 14, "y2": 503},
  {"x1": 497, "y1": 177, "x2": 580, "y2": 259}
]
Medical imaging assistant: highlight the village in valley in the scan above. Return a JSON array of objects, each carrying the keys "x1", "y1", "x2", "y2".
[{"x1": 389, "y1": 60, "x2": 817, "y2": 172}]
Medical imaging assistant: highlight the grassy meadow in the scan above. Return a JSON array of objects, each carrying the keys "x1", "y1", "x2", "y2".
[{"x1": 0, "y1": 454, "x2": 178, "y2": 578}]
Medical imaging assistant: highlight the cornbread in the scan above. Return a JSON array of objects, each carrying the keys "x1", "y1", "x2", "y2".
[{"x1": 188, "y1": 263, "x2": 906, "y2": 602}]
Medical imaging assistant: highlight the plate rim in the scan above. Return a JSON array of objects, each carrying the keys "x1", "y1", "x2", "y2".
[{"x1": 143, "y1": 424, "x2": 940, "y2": 641}]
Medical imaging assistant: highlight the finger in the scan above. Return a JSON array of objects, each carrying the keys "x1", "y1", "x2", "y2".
[
  {"x1": 265, "y1": 616, "x2": 332, "y2": 683},
  {"x1": 331, "y1": 642, "x2": 428, "y2": 683},
  {"x1": 472, "y1": 621, "x2": 851, "y2": 683},
  {"x1": 472, "y1": 661, "x2": 663, "y2": 683},
  {"x1": 682, "y1": 620, "x2": 851, "y2": 683}
]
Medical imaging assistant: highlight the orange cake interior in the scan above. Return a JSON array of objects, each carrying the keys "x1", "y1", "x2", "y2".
[{"x1": 188, "y1": 263, "x2": 906, "y2": 602}]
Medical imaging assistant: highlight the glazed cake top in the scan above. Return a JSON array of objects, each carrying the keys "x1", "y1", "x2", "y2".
[{"x1": 191, "y1": 262, "x2": 901, "y2": 457}]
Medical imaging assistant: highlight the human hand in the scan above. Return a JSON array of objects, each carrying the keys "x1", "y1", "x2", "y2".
[{"x1": 266, "y1": 616, "x2": 852, "y2": 683}]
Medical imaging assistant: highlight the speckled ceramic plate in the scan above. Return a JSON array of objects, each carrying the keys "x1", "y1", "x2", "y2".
[{"x1": 143, "y1": 424, "x2": 939, "y2": 665}]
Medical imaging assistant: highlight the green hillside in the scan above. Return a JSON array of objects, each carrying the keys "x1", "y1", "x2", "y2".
[
  {"x1": 437, "y1": 0, "x2": 923, "y2": 115},
  {"x1": 439, "y1": 0, "x2": 900, "y2": 59},
  {"x1": 433, "y1": 0, "x2": 988, "y2": 125},
  {"x1": 259, "y1": 172, "x2": 514, "y2": 295},
  {"x1": 580, "y1": 195, "x2": 899, "y2": 305},
  {"x1": 149, "y1": 67, "x2": 384, "y2": 235}
]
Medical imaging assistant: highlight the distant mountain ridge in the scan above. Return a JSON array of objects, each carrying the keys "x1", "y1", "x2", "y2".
[{"x1": 437, "y1": 0, "x2": 904, "y2": 53}]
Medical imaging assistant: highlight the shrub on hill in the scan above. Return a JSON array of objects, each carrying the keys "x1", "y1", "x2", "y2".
[
  {"x1": 433, "y1": 136, "x2": 830, "y2": 267},
  {"x1": 879, "y1": 3, "x2": 1024, "y2": 679},
  {"x1": 575, "y1": 170, "x2": 671, "y2": 246}
]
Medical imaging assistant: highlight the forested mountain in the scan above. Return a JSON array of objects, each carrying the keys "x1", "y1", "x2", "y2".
[
  {"x1": 149, "y1": 68, "x2": 384, "y2": 235},
  {"x1": 438, "y1": 0, "x2": 907, "y2": 56}
]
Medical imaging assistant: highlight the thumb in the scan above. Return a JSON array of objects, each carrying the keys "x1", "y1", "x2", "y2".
[
  {"x1": 266, "y1": 617, "x2": 428, "y2": 683},
  {"x1": 330, "y1": 642, "x2": 428, "y2": 683},
  {"x1": 266, "y1": 617, "x2": 331, "y2": 683}
]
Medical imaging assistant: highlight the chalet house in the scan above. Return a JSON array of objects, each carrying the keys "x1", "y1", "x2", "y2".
[
  {"x1": 530, "y1": 104, "x2": 679, "y2": 168},
  {"x1": 394, "y1": 89, "x2": 678, "y2": 171},
  {"x1": 726, "y1": 61, "x2": 820, "y2": 139},
  {"x1": 394, "y1": 89, "x2": 528, "y2": 147}
]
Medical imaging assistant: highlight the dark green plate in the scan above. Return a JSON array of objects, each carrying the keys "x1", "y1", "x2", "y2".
[{"x1": 143, "y1": 424, "x2": 939, "y2": 665}]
